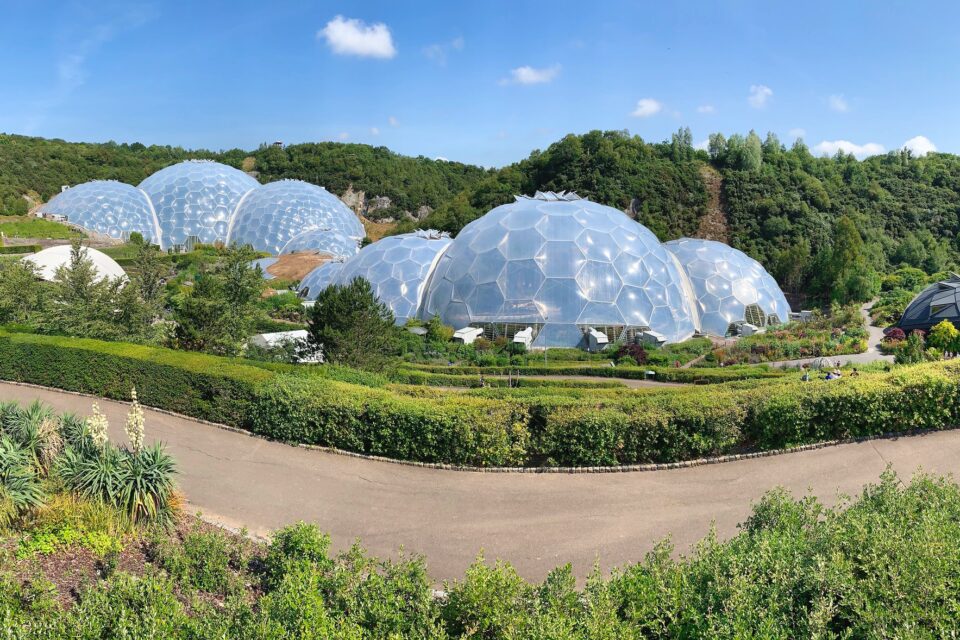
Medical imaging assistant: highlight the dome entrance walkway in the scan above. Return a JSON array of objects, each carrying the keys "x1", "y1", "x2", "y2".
[{"x1": 3, "y1": 381, "x2": 957, "y2": 583}]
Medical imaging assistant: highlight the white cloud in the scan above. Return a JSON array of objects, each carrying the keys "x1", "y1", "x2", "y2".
[
  {"x1": 694, "y1": 139, "x2": 710, "y2": 151},
  {"x1": 369, "y1": 127, "x2": 380, "y2": 136},
  {"x1": 388, "y1": 116, "x2": 399, "y2": 127},
  {"x1": 500, "y1": 64, "x2": 561, "y2": 85},
  {"x1": 697, "y1": 104, "x2": 715, "y2": 114},
  {"x1": 319, "y1": 15, "x2": 396, "y2": 59},
  {"x1": 788, "y1": 128, "x2": 807, "y2": 139},
  {"x1": 338, "y1": 131, "x2": 350, "y2": 141},
  {"x1": 748, "y1": 84, "x2": 773, "y2": 109},
  {"x1": 902, "y1": 135, "x2": 937, "y2": 156},
  {"x1": 813, "y1": 139, "x2": 885, "y2": 158},
  {"x1": 828, "y1": 94, "x2": 849, "y2": 112},
  {"x1": 435, "y1": 156, "x2": 449, "y2": 162},
  {"x1": 630, "y1": 98, "x2": 663, "y2": 118},
  {"x1": 423, "y1": 36, "x2": 464, "y2": 65}
]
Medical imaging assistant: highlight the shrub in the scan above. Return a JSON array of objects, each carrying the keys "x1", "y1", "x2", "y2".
[
  {"x1": 616, "y1": 343, "x2": 648, "y2": 365},
  {"x1": 154, "y1": 523, "x2": 236, "y2": 594}
]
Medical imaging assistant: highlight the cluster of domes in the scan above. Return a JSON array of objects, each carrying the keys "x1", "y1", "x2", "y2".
[
  {"x1": 300, "y1": 192, "x2": 792, "y2": 347},
  {"x1": 41, "y1": 161, "x2": 364, "y2": 257}
]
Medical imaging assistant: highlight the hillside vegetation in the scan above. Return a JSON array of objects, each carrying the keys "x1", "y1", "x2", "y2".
[{"x1": 2, "y1": 129, "x2": 959, "y2": 301}]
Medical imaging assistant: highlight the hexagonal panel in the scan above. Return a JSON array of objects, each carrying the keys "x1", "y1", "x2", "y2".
[
  {"x1": 664, "y1": 238, "x2": 791, "y2": 337},
  {"x1": 40, "y1": 181, "x2": 161, "y2": 244}
]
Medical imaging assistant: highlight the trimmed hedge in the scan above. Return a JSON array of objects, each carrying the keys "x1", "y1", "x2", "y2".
[
  {"x1": 390, "y1": 368, "x2": 626, "y2": 389},
  {"x1": 0, "y1": 244, "x2": 41, "y2": 254},
  {"x1": 1, "y1": 332, "x2": 959, "y2": 467},
  {"x1": 402, "y1": 363, "x2": 784, "y2": 384}
]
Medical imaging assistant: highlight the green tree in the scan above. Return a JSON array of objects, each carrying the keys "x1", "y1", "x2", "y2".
[
  {"x1": 743, "y1": 130, "x2": 763, "y2": 171},
  {"x1": 307, "y1": 277, "x2": 399, "y2": 370},
  {"x1": 0, "y1": 260, "x2": 47, "y2": 325},
  {"x1": 173, "y1": 248, "x2": 262, "y2": 355},
  {"x1": 927, "y1": 319, "x2": 959, "y2": 353}
]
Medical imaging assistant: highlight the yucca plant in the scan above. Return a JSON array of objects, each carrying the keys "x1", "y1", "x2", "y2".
[
  {"x1": 57, "y1": 445, "x2": 124, "y2": 507},
  {"x1": 0, "y1": 436, "x2": 45, "y2": 525},
  {"x1": 60, "y1": 411, "x2": 98, "y2": 455},
  {"x1": 4, "y1": 400, "x2": 62, "y2": 473},
  {"x1": 118, "y1": 444, "x2": 177, "y2": 527}
]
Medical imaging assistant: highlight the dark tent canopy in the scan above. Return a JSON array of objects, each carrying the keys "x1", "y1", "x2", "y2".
[{"x1": 897, "y1": 274, "x2": 960, "y2": 333}]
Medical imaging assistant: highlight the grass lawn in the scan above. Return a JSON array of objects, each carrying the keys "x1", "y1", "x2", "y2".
[{"x1": 0, "y1": 216, "x2": 83, "y2": 239}]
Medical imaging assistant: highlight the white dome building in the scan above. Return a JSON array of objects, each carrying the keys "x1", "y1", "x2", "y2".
[
  {"x1": 138, "y1": 160, "x2": 259, "y2": 249},
  {"x1": 227, "y1": 179, "x2": 364, "y2": 255},
  {"x1": 39, "y1": 181, "x2": 161, "y2": 244},
  {"x1": 22, "y1": 245, "x2": 126, "y2": 283},
  {"x1": 420, "y1": 192, "x2": 699, "y2": 347},
  {"x1": 663, "y1": 238, "x2": 791, "y2": 336}
]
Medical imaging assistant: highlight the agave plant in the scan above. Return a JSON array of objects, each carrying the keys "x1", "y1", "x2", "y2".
[{"x1": 0, "y1": 436, "x2": 45, "y2": 524}]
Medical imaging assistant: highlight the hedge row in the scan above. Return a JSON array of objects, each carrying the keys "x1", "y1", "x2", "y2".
[
  {"x1": 0, "y1": 332, "x2": 958, "y2": 467},
  {"x1": 0, "y1": 244, "x2": 40, "y2": 254},
  {"x1": 390, "y1": 368, "x2": 626, "y2": 389},
  {"x1": 402, "y1": 362, "x2": 784, "y2": 384}
]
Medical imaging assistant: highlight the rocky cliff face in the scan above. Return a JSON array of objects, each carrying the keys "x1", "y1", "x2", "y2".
[{"x1": 340, "y1": 186, "x2": 395, "y2": 221}]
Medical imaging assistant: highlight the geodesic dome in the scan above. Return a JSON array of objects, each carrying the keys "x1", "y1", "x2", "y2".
[
  {"x1": 138, "y1": 160, "x2": 259, "y2": 249},
  {"x1": 227, "y1": 179, "x2": 364, "y2": 254},
  {"x1": 420, "y1": 192, "x2": 698, "y2": 346},
  {"x1": 897, "y1": 274, "x2": 960, "y2": 333},
  {"x1": 279, "y1": 228, "x2": 359, "y2": 259},
  {"x1": 39, "y1": 181, "x2": 161, "y2": 244},
  {"x1": 22, "y1": 245, "x2": 126, "y2": 283},
  {"x1": 663, "y1": 238, "x2": 791, "y2": 337},
  {"x1": 335, "y1": 230, "x2": 452, "y2": 324},
  {"x1": 298, "y1": 261, "x2": 345, "y2": 300}
]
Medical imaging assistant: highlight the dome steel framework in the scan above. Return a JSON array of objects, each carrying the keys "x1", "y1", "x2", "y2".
[
  {"x1": 663, "y1": 238, "x2": 791, "y2": 337},
  {"x1": 420, "y1": 192, "x2": 699, "y2": 347},
  {"x1": 138, "y1": 160, "x2": 259, "y2": 249},
  {"x1": 40, "y1": 181, "x2": 161, "y2": 244}
]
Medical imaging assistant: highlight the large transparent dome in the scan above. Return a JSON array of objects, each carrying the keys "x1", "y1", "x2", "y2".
[
  {"x1": 138, "y1": 160, "x2": 258, "y2": 249},
  {"x1": 421, "y1": 192, "x2": 698, "y2": 346},
  {"x1": 298, "y1": 261, "x2": 345, "y2": 300},
  {"x1": 40, "y1": 181, "x2": 161, "y2": 244},
  {"x1": 227, "y1": 179, "x2": 364, "y2": 254},
  {"x1": 335, "y1": 230, "x2": 452, "y2": 324},
  {"x1": 279, "y1": 228, "x2": 359, "y2": 259},
  {"x1": 663, "y1": 238, "x2": 791, "y2": 336}
]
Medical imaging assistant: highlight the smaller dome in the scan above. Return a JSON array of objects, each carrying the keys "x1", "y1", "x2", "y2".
[
  {"x1": 298, "y1": 261, "x2": 345, "y2": 300},
  {"x1": 663, "y1": 238, "x2": 791, "y2": 336},
  {"x1": 228, "y1": 179, "x2": 364, "y2": 254},
  {"x1": 335, "y1": 230, "x2": 452, "y2": 324},
  {"x1": 279, "y1": 228, "x2": 359, "y2": 259},
  {"x1": 40, "y1": 181, "x2": 161, "y2": 244},
  {"x1": 22, "y1": 245, "x2": 126, "y2": 283}
]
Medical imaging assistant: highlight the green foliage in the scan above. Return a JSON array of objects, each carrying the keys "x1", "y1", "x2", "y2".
[
  {"x1": 0, "y1": 244, "x2": 41, "y2": 254},
  {"x1": 927, "y1": 319, "x2": 960, "y2": 352},
  {"x1": 8, "y1": 472, "x2": 960, "y2": 636},
  {"x1": 7, "y1": 331, "x2": 960, "y2": 468},
  {"x1": 173, "y1": 247, "x2": 264, "y2": 356},
  {"x1": 0, "y1": 216, "x2": 82, "y2": 239},
  {"x1": 0, "y1": 437, "x2": 44, "y2": 522},
  {"x1": 307, "y1": 277, "x2": 401, "y2": 370},
  {"x1": 153, "y1": 522, "x2": 237, "y2": 594}
]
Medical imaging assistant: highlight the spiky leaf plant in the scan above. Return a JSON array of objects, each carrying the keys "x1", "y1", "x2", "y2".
[
  {"x1": 118, "y1": 444, "x2": 177, "y2": 526},
  {"x1": 0, "y1": 437, "x2": 45, "y2": 523},
  {"x1": 4, "y1": 401, "x2": 62, "y2": 472}
]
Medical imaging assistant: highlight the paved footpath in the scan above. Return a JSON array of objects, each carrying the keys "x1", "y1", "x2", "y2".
[{"x1": 3, "y1": 381, "x2": 958, "y2": 583}]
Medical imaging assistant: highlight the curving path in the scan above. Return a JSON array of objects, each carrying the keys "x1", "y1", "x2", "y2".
[
  {"x1": 3, "y1": 382, "x2": 958, "y2": 583},
  {"x1": 771, "y1": 300, "x2": 894, "y2": 369}
]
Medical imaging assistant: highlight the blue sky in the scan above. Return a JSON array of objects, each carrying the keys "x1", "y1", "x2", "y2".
[{"x1": 1, "y1": 0, "x2": 957, "y2": 166}]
